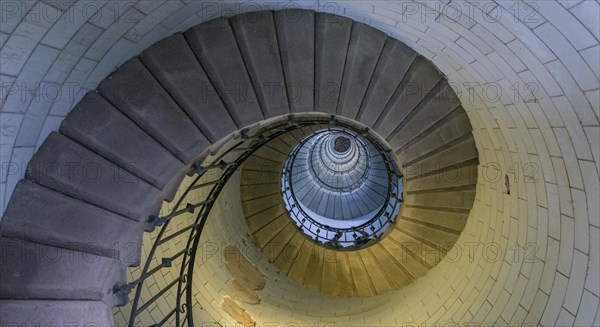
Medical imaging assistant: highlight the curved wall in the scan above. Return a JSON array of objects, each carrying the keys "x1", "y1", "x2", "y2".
[{"x1": 1, "y1": 1, "x2": 599, "y2": 326}]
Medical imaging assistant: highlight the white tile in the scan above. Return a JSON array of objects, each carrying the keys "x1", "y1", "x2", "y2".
[
  {"x1": 557, "y1": 0, "x2": 584, "y2": 9},
  {"x1": 584, "y1": 89, "x2": 599, "y2": 120},
  {"x1": 569, "y1": 0, "x2": 600, "y2": 40},
  {"x1": 558, "y1": 215, "x2": 575, "y2": 277},
  {"x1": 580, "y1": 160, "x2": 599, "y2": 228},
  {"x1": 40, "y1": 0, "x2": 106, "y2": 48},
  {"x1": 14, "y1": 86, "x2": 54, "y2": 147},
  {"x1": 84, "y1": 7, "x2": 143, "y2": 61},
  {"x1": 555, "y1": 308, "x2": 575, "y2": 327},
  {"x1": 0, "y1": 112, "x2": 23, "y2": 182},
  {"x1": 0, "y1": 32, "x2": 9, "y2": 48},
  {"x1": 158, "y1": 0, "x2": 209, "y2": 31},
  {"x1": 1, "y1": 45, "x2": 60, "y2": 113},
  {"x1": 546, "y1": 60, "x2": 599, "y2": 126},
  {"x1": 552, "y1": 156, "x2": 574, "y2": 218},
  {"x1": 580, "y1": 45, "x2": 600, "y2": 81},
  {"x1": 492, "y1": 4, "x2": 557, "y2": 63},
  {"x1": 44, "y1": 22, "x2": 103, "y2": 83},
  {"x1": 48, "y1": 57, "x2": 96, "y2": 116},
  {"x1": 540, "y1": 272, "x2": 568, "y2": 326},
  {"x1": 0, "y1": 2, "x2": 61, "y2": 76},
  {"x1": 585, "y1": 226, "x2": 600, "y2": 296},
  {"x1": 553, "y1": 96, "x2": 594, "y2": 161},
  {"x1": 508, "y1": 40, "x2": 563, "y2": 98},
  {"x1": 534, "y1": 22, "x2": 599, "y2": 91},
  {"x1": 572, "y1": 189, "x2": 590, "y2": 253},
  {"x1": 4, "y1": 146, "x2": 34, "y2": 205},
  {"x1": 494, "y1": 0, "x2": 546, "y2": 29},
  {"x1": 563, "y1": 250, "x2": 588, "y2": 313},
  {"x1": 0, "y1": 74, "x2": 17, "y2": 106},
  {"x1": 34, "y1": 115, "x2": 63, "y2": 150},
  {"x1": 134, "y1": 0, "x2": 167, "y2": 15},
  {"x1": 554, "y1": 128, "x2": 584, "y2": 189},
  {"x1": 88, "y1": 1, "x2": 137, "y2": 29},
  {"x1": 83, "y1": 37, "x2": 134, "y2": 91},
  {"x1": 0, "y1": 1, "x2": 37, "y2": 34},
  {"x1": 0, "y1": 182, "x2": 6, "y2": 214},
  {"x1": 125, "y1": 0, "x2": 184, "y2": 43},
  {"x1": 573, "y1": 291, "x2": 600, "y2": 326},
  {"x1": 536, "y1": 0, "x2": 597, "y2": 50}
]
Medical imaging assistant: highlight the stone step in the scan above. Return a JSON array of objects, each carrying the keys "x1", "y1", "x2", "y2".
[
  {"x1": 230, "y1": 11, "x2": 290, "y2": 118},
  {"x1": 346, "y1": 252, "x2": 376, "y2": 297},
  {"x1": 240, "y1": 183, "x2": 279, "y2": 202},
  {"x1": 0, "y1": 300, "x2": 114, "y2": 327},
  {"x1": 403, "y1": 136, "x2": 479, "y2": 177},
  {"x1": 379, "y1": 235, "x2": 429, "y2": 279},
  {"x1": 140, "y1": 33, "x2": 238, "y2": 143},
  {"x1": 261, "y1": 221, "x2": 298, "y2": 263},
  {"x1": 388, "y1": 81, "x2": 462, "y2": 151},
  {"x1": 359, "y1": 250, "x2": 394, "y2": 294},
  {"x1": 0, "y1": 237, "x2": 127, "y2": 306},
  {"x1": 315, "y1": 13, "x2": 353, "y2": 113},
  {"x1": 274, "y1": 10, "x2": 315, "y2": 113},
  {"x1": 395, "y1": 219, "x2": 459, "y2": 252},
  {"x1": 396, "y1": 110, "x2": 472, "y2": 164},
  {"x1": 185, "y1": 18, "x2": 264, "y2": 127},
  {"x1": 60, "y1": 92, "x2": 184, "y2": 189},
  {"x1": 404, "y1": 189, "x2": 476, "y2": 211},
  {"x1": 242, "y1": 193, "x2": 281, "y2": 217},
  {"x1": 252, "y1": 214, "x2": 291, "y2": 249},
  {"x1": 246, "y1": 203, "x2": 287, "y2": 234},
  {"x1": 357, "y1": 39, "x2": 417, "y2": 127},
  {"x1": 337, "y1": 22, "x2": 388, "y2": 119},
  {"x1": 1, "y1": 180, "x2": 142, "y2": 266},
  {"x1": 375, "y1": 56, "x2": 443, "y2": 139},
  {"x1": 401, "y1": 206, "x2": 469, "y2": 234},
  {"x1": 25, "y1": 132, "x2": 161, "y2": 222},
  {"x1": 404, "y1": 163, "x2": 478, "y2": 192},
  {"x1": 98, "y1": 58, "x2": 209, "y2": 164}
]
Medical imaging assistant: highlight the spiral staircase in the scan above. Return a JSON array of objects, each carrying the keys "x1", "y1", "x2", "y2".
[{"x1": 0, "y1": 5, "x2": 595, "y2": 327}]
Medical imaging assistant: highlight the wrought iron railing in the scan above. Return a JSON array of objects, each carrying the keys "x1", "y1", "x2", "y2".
[
  {"x1": 281, "y1": 128, "x2": 403, "y2": 250},
  {"x1": 113, "y1": 115, "x2": 403, "y2": 326}
]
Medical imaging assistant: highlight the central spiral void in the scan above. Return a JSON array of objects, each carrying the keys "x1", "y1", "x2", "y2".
[{"x1": 282, "y1": 128, "x2": 403, "y2": 250}]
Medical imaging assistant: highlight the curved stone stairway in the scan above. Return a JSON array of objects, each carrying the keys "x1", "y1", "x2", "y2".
[
  {"x1": 0, "y1": 9, "x2": 478, "y2": 325},
  {"x1": 242, "y1": 112, "x2": 477, "y2": 297}
]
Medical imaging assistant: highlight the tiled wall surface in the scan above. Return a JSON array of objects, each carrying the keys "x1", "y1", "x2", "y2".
[{"x1": 1, "y1": 0, "x2": 599, "y2": 326}]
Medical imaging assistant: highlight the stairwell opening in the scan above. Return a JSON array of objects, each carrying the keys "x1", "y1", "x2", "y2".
[{"x1": 280, "y1": 126, "x2": 403, "y2": 250}]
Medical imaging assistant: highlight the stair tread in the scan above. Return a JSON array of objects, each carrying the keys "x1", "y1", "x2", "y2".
[
  {"x1": 60, "y1": 92, "x2": 183, "y2": 189},
  {"x1": 1, "y1": 180, "x2": 141, "y2": 264},
  {"x1": 274, "y1": 10, "x2": 315, "y2": 113},
  {"x1": 185, "y1": 17, "x2": 264, "y2": 127},
  {"x1": 0, "y1": 300, "x2": 113, "y2": 326},
  {"x1": 388, "y1": 82, "x2": 461, "y2": 151},
  {"x1": 315, "y1": 13, "x2": 353, "y2": 113},
  {"x1": 359, "y1": 249, "x2": 394, "y2": 294},
  {"x1": 0, "y1": 237, "x2": 124, "y2": 304},
  {"x1": 140, "y1": 33, "x2": 238, "y2": 142},
  {"x1": 337, "y1": 22, "x2": 387, "y2": 119},
  {"x1": 375, "y1": 56, "x2": 443, "y2": 139},
  {"x1": 403, "y1": 136, "x2": 479, "y2": 174},
  {"x1": 358, "y1": 39, "x2": 417, "y2": 127},
  {"x1": 26, "y1": 132, "x2": 160, "y2": 221},
  {"x1": 396, "y1": 110, "x2": 472, "y2": 163},
  {"x1": 99, "y1": 58, "x2": 209, "y2": 164},
  {"x1": 346, "y1": 252, "x2": 376, "y2": 297},
  {"x1": 231, "y1": 11, "x2": 290, "y2": 118}
]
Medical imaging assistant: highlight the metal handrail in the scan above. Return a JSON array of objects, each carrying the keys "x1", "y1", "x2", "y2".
[{"x1": 116, "y1": 115, "x2": 403, "y2": 326}]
